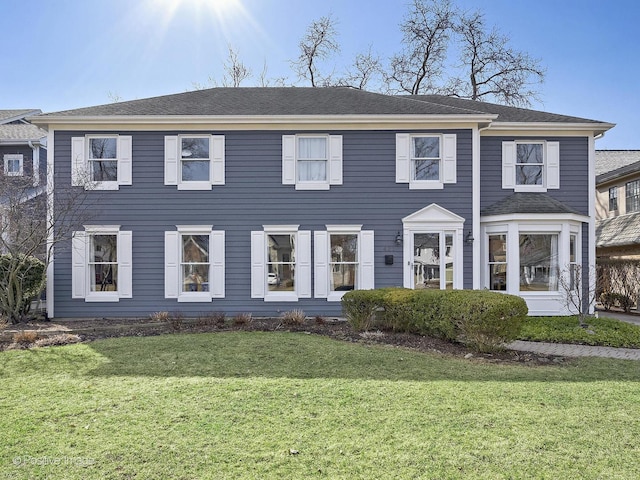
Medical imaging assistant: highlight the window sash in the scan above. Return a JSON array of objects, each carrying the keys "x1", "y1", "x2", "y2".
[
  {"x1": 609, "y1": 187, "x2": 618, "y2": 211},
  {"x1": 411, "y1": 136, "x2": 441, "y2": 182},
  {"x1": 180, "y1": 234, "x2": 210, "y2": 293},
  {"x1": 519, "y1": 234, "x2": 558, "y2": 291},
  {"x1": 266, "y1": 233, "x2": 296, "y2": 293},
  {"x1": 87, "y1": 137, "x2": 118, "y2": 183},
  {"x1": 297, "y1": 137, "x2": 328, "y2": 182},
  {"x1": 515, "y1": 143, "x2": 544, "y2": 186},
  {"x1": 88, "y1": 233, "x2": 118, "y2": 293},
  {"x1": 180, "y1": 137, "x2": 211, "y2": 182},
  {"x1": 488, "y1": 234, "x2": 507, "y2": 291},
  {"x1": 626, "y1": 180, "x2": 640, "y2": 213}
]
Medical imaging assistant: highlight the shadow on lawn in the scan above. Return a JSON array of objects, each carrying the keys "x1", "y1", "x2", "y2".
[{"x1": 68, "y1": 331, "x2": 640, "y2": 383}]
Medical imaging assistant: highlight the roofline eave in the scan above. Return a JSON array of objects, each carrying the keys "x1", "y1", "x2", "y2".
[
  {"x1": 486, "y1": 121, "x2": 616, "y2": 136},
  {"x1": 30, "y1": 113, "x2": 498, "y2": 127}
]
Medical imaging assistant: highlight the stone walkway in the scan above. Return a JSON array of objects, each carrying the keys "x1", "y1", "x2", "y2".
[{"x1": 507, "y1": 340, "x2": 640, "y2": 360}]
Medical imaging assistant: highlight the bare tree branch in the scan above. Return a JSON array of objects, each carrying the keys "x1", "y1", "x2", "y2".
[
  {"x1": 385, "y1": 0, "x2": 454, "y2": 94},
  {"x1": 336, "y1": 47, "x2": 383, "y2": 90},
  {"x1": 292, "y1": 14, "x2": 340, "y2": 87}
]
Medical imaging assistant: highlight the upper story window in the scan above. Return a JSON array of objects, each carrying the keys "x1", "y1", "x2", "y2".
[
  {"x1": 282, "y1": 135, "x2": 342, "y2": 190},
  {"x1": 626, "y1": 180, "x2": 640, "y2": 213},
  {"x1": 412, "y1": 136, "x2": 440, "y2": 181},
  {"x1": 516, "y1": 143, "x2": 543, "y2": 186},
  {"x1": 164, "y1": 226, "x2": 225, "y2": 302},
  {"x1": 4, "y1": 154, "x2": 23, "y2": 176},
  {"x1": 164, "y1": 135, "x2": 225, "y2": 190},
  {"x1": 609, "y1": 186, "x2": 618, "y2": 212},
  {"x1": 72, "y1": 135, "x2": 132, "y2": 190},
  {"x1": 71, "y1": 225, "x2": 132, "y2": 302},
  {"x1": 502, "y1": 140, "x2": 560, "y2": 192},
  {"x1": 396, "y1": 133, "x2": 457, "y2": 189}
]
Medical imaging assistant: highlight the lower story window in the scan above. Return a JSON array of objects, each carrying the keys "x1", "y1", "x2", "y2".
[
  {"x1": 330, "y1": 233, "x2": 358, "y2": 291},
  {"x1": 519, "y1": 234, "x2": 558, "y2": 291},
  {"x1": 164, "y1": 227, "x2": 225, "y2": 301},
  {"x1": 72, "y1": 226, "x2": 132, "y2": 302},
  {"x1": 89, "y1": 234, "x2": 118, "y2": 293},
  {"x1": 488, "y1": 234, "x2": 507, "y2": 291},
  {"x1": 267, "y1": 233, "x2": 296, "y2": 293}
]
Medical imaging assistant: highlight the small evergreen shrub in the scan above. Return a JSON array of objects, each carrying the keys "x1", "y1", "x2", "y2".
[{"x1": 341, "y1": 289, "x2": 388, "y2": 331}]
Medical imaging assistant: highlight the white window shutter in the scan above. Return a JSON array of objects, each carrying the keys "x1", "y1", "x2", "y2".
[
  {"x1": 546, "y1": 141, "x2": 560, "y2": 189},
  {"x1": 71, "y1": 137, "x2": 85, "y2": 187},
  {"x1": 211, "y1": 135, "x2": 225, "y2": 186},
  {"x1": 329, "y1": 135, "x2": 343, "y2": 185},
  {"x1": 210, "y1": 230, "x2": 225, "y2": 298},
  {"x1": 360, "y1": 230, "x2": 375, "y2": 290},
  {"x1": 71, "y1": 231, "x2": 87, "y2": 299},
  {"x1": 502, "y1": 141, "x2": 516, "y2": 189},
  {"x1": 251, "y1": 231, "x2": 265, "y2": 298},
  {"x1": 282, "y1": 135, "x2": 296, "y2": 185},
  {"x1": 314, "y1": 231, "x2": 329, "y2": 298},
  {"x1": 164, "y1": 136, "x2": 179, "y2": 186},
  {"x1": 118, "y1": 136, "x2": 133, "y2": 186},
  {"x1": 164, "y1": 231, "x2": 179, "y2": 298},
  {"x1": 442, "y1": 134, "x2": 457, "y2": 184},
  {"x1": 118, "y1": 230, "x2": 133, "y2": 298},
  {"x1": 396, "y1": 133, "x2": 410, "y2": 183},
  {"x1": 297, "y1": 230, "x2": 312, "y2": 298}
]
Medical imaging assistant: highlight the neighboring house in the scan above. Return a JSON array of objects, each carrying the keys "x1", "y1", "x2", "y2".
[
  {"x1": 31, "y1": 88, "x2": 613, "y2": 318},
  {"x1": 0, "y1": 109, "x2": 48, "y2": 251},
  {"x1": 595, "y1": 150, "x2": 640, "y2": 258}
]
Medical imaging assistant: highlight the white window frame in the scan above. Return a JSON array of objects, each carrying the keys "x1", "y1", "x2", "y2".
[
  {"x1": 282, "y1": 134, "x2": 342, "y2": 190},
  {"x1": 396, "y1": 133, "x2": 456, "y2": 190},
  {"x1": 4, "y1": 154, "x2": 24, "y2": 176},
  {"x1": 314, "y1": 225, "x2": 375, "y2": 301},
  {"x1": 481, "y1": 218, "x2": 584, "y2": 315},
  {"x1": 502, "y1": 140, "x2": 560, "y2": 192},
  {"x1": 251, "y1": 225, "x2": 312, "y2": 302},
  {"x1": 71, "y1": 135, "x2": 132, "y2": 190},
  {"x1": 164, "y1": 225, "x2": 225, "y2": 302},
  {"x1": 487, "y1": 233, "x2": 508, "y2": 291},
  {"x1": 164, "y1": 135, "x2": 225, "y2": 190},
  {"x1": 71, "y1": 225, "x2": 133, "y2": 302}
]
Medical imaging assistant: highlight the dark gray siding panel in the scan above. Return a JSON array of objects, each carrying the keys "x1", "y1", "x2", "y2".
[
  {"x1": 53, "y1": 129, "x2": 473, "y2": 318},
  {"x1": 480, "y1": 136, "x2": 590, "y2": 215}
]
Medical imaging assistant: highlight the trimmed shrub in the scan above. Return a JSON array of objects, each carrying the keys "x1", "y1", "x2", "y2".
[
  {"x1": 341, "y1": 289, "x2": 387, "y2": 332},
  {"x1": 342, "y1": 288, "x2": 527, "y2": 352}
]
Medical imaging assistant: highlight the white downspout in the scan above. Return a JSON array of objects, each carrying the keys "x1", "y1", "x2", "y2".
[
  {"x1": 472, "y1": 123, "x2": 492, "y2": 289},
  {"x1": 28, "y1": 140, "x2": 39, "y2": 187}
]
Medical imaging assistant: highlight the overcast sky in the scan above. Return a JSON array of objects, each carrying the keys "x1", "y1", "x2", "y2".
[{"x1": 1, "y1": 0, "x2": 637, "y2": 149}]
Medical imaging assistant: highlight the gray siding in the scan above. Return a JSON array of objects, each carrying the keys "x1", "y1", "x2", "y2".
[
  {"x1": 0, "y1": 144, "x2": 35, "y2": 179},
  {"x1": 480, "y1": 136, "x2": 592, "y2": 299},
  {"x1": 53, "y1": 129, "x2": 474, "y2": 318}
]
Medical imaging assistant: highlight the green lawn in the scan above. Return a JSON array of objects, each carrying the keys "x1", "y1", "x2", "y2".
[
  {"x1": 518, "y1": 315, "x2": 640, "y2": 348},
  {"x1": 1, "y1": 332, "x2": 639, "y2": 479}
]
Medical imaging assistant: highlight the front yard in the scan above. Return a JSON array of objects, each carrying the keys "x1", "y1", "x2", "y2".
[{"x1": 2, "y1": 331, "x2": 639, "y2": 479}]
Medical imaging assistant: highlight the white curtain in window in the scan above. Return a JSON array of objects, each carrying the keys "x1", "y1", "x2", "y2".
[
  {"x1": 548, "y1": 235, "x2": 558, "y2": 290},
  {"x1": 298, "y1": 138, "x2": 327, "y2": 181}
]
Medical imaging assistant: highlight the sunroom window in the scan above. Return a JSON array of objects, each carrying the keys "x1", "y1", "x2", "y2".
[
  {"x1": 519, "y1": 234, "x2": 558, "y2": 291},
  {"x1": 488, "y1": 234, "x2": 507, "y2": 291}
]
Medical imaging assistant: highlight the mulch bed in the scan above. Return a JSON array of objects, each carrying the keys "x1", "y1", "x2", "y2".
[{"x1": 0, "y1": 316, "x2": 566, "y2": 365}]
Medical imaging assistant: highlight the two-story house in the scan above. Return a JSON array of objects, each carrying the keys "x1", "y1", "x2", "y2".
[
  {"x1": 595, "y1": 150, "x2": 640, "y2": 259},
  {"x1": 0, "y1": 109, "x2": 47, "y2": 251},
  {"x1": 31, "y1": 88, "x2": 613, "y2": 318}
]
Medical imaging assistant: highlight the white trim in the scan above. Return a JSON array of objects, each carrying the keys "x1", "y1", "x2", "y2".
[
  {"x1": 46, "y1": 129, "x2": 55, "y2": 318},
  {"x1": 472, "y1": 126, "x2": 481, "y2": 289},
  {"x1": 588, "y1": 134, "x2": 596, "y2": 314},
  {"x1": 481, "y1": 213, "x2": 589, "y2": 224},
  {"x1": 326, "y1": 224, "x2": 362, "y2": 232},
  {"x1": 402, "y1": 204, "x2": 465, "y2": 290},
  {"x1": 263, "y1": 224, "x2": 299, "y2": 232},
  {"x1": 4, "y1": 154, "x2": 24, "y2": 176}
]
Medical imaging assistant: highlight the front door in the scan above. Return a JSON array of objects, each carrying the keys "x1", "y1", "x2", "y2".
[{"x1": 408, "y1": 231, "x2": 455, "y2": 290}]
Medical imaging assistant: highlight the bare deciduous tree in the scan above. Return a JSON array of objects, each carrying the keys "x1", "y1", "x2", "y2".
[
  {"x1": 292, "y1": 14, "x2": 340, "y2": 87},
  {"x1": 558, "y1": 264, "x2": 597, "y2": 327},
  {"x1": 0, "y1": 171, "x2": 93, "y2": 323},
  {"x1": 446, "y1": 10, "x2": 545, "y2": 107},
  {"x1": 222, "y1": 45, "x2": 252, "y2": 87},
  {"x1": 336, "y1": 47, "x2": 383, "y2": 90},
  {"x1": 386, "y1": 0, "x2": 454, "y2": 94}
]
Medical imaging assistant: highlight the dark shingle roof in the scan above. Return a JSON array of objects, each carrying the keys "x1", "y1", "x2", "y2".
[
  {"x1": 34, "y1": 87, "x2": 490, "y2": 118},
  {"x1": 595, "y1": 150, "x2": 640, "y2": 182},
  {"x1": 407, "y1": 95, "x2": 605, "y2": 124},
  {"x1": 596, "y1": 213, "x2": 640, "y2": 247},
  {"x1": 481, "y1": 192, "x2": 583, "y2": 217}
]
